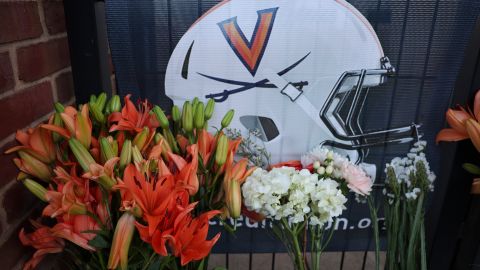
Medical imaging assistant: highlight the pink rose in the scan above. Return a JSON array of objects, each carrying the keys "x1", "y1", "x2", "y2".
[{"x1": 343, "y1": 164, "x2": 373, "y2": 196}]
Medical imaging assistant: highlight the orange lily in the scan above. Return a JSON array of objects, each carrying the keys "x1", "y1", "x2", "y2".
[
  {"x1": 436, "y1": 90, "x2": 480, "y2": 143},
  {"x1": 43, "y1": 181, "x2": 87, "y2": 218},
  {"x1": 466, "y1": 118, "x2": 480, "y2": 152},
  {"x1": 168, "y1": 144, "x2": 200, "y2": 195},
  {"x1": 6, "y1": 127, "x2": 55, "y2": 163},
  {"x1": 115, "y1": 164, "x2": 189, "y2": 241},
  {"x1": 107, "y1": 212, "x2": 136, "y2": 270},
  {"x1": 51, "y1": 215, "x2": 98, "y2": 251},
  {"x1": 19, "y1": 221, "x2": 65, "y2": 270},
  {"x1": 41, "y1": 105, "x2": 92, "y2": 148},
  {"x1": 223, "y1": 158, "x2": 255, "y2": 218},
  {"x1": 168, "y1": 205, "x2": 221, "y2": 266},
  {"x1": 197, "y1": 129, "x2": 215, "y2": 165},
  {"x1": 109, "y1": 94, "x2": 159, "y2": 133}
]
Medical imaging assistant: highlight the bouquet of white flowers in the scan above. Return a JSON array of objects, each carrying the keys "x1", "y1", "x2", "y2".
[{"x1": 241, "y1": 146, "x2": 373, "y2": 270}]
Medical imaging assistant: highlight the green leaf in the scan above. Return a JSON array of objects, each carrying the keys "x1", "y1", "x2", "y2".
[
  {"x1": 463, "y1": 163, "x2": 480, "y2": 175},
  {"x1": 87, "y1": 234, "x2": 110, "y2": 249}
]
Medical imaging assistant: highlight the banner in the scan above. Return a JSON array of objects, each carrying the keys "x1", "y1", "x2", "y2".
[{"x1": 106, "y1": 0, "x2": 480, "y2": 251}]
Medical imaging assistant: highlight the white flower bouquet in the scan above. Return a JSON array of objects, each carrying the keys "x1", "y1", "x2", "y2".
[{"x1": 241, "y1": 146, "x2": 374, "y2": 270}]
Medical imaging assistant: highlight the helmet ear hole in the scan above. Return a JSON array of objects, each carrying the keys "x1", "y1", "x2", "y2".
[{"x1": 240, "y1": 115, "x2": 279, "y2": 142}]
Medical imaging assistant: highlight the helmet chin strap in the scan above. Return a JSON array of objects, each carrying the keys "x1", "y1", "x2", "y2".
[{"x1": 263, "y1": 69, "x2": 324, "y2": 127}]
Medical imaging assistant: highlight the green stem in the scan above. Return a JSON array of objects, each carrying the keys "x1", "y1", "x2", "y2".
[
  {"x1": 406, "y1": 193, "x2": 424, "y2": 269},
  {"x1": 96, "y1": 251, "x2": 106, "y2": 270},
  {"x1": 420, "y1": 219, "x2": 427, "y2": 270},
  {"x1": 281, "y1": 218, "x2": 305, "y2": 270},
  {"x1": 368, "y1": 196, "x2": 380, "y2": 270}
]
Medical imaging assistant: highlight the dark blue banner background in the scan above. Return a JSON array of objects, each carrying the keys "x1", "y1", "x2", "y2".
[{"x1": 105, "y1": 0, "x2": 480, "y2": 252}]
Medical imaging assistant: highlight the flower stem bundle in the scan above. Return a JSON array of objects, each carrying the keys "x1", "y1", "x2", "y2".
[{"x1": 383, "y1": 141, "x2": 435, "y2": 270}]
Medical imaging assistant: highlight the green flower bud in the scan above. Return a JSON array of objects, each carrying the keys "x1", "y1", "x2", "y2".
[
  {"x1": 95, "y1": 93, "x2": 107, "y2": 112},
  {"x1": 89, "y1": 103, "x2": 105, "y2": 123},
  {"x1": 133, "y1": 127, "x2": 150, "y2": 150},
  {"x1": 110, "y1": 95, "x2": 121, "y2": 113},
  {"x1": 221, "y1": 109, "x2": 234, "y2": 128},
  {"x1": 182, "y1": 101, "x2": 193, "y2": 132},
  {"x1": 23, "y1": 179, "x2": 47, "y2": 202},
  {"x1": 172, "y1": 105, "x2": 181, "y2": 122},
  {"x1": 131, "y1": 146, "x2": 143, "y2": 164},
  {"x1": 194, "y1": 102, "x2": 205, "y2": 129},
  {"x1": 112, "y1": 140, "x2": 119, "y2": 157},
  {"x1": 120, "y1": 140, "x2": 132, "y2": 170},
  {"x1": 89, "y1": 94, "x2": 97, "y2": 104},
  {"x1": 52, "y1": 112, "x2": 64, "y2": 143},
  {"x1": 100, "y1": 137, "x2": 115, "y2": 162},
  {"x1": 204, "y1": 99, "x2": 215, "y2": 120},
  {"x1": 69, "y1": 138, "x2": 96, "y2": 172},
  {"x1": 154, "y1": 133, "x2": 163, "y2": 144},
  {"x1": 54, "y1": 102, "x2": 65, "y2": 113},
  {"x1": 153, "y1": 106, "x2": 170, "y2": 129},
  {"x1": 215, "y1": 134, "x2": 228, "y2": 166}
]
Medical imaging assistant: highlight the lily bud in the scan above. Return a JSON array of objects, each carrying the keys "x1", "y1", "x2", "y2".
[
  {"x1": 466, "y1": 118, "x2": 480, "y2": 152},
  {"x1": 225, "y1": 180, "x2": 242, "y2": 219},
  {"x1": 133, "y1": 127, "x2": 149, "y2": 150},
  {"x1": 194, "y1": 102, "x2": 205, "y2": 129},
  {"x1": 17, "y1": 171, "x2": 29, "y2": 181},
  {"x1": 154, "y1": 133, "x2": 163, "y2": 144},
  {"x1": 95, "y1": 93, "x2": 107, "y2": 111},
  {"x1": 52, "y1": 112, "x2": 64, "y2": 143},
  {"x1": 112, "y1": 139, "x2": 119, "y2": 157},
  {"x1": 75, "y1": 106, "x2": 92, "y2": 148},
  {"x1": 89, "y1": 103, "x2": 105, "y2": 123},
  {"x1": 215, "y1": 134, "x2": 228, "y2": 166},
  {"x1": 108, "y1": 212, "x2": 135, "y2": 270},
  {"x1": 89, "y1": 94, "x2": 97, "y2": 104},
  {"x1": 192, "y1": 97, "x2": 199, "y2": 108},
  {"x1": 68, "y1": 138, "x2": 96, "y2": 172},
  {"x1": 172, "y1": 105, "x2": 181, "y2": 122},
  {"x1": 54, "y1": 102, "x2": 65, "y2": 113},
  {"x1": 131, "y1": 146, "x2": 143, "y2": 164},
  {"x1": 100, "y1": 137, "x2": 115, "y2": 162},
  {"x1": 153, "y1": 106, "x2": 170, "y2": 129},
  {"x1": 16, "y1": 151, "x2": 52, "y2": 182},
  {"x1": 119, "y1": 140, "x2": 132, "y2": 170},
  {"x1": 205, "y1": 99, "x2": 215, "y2": 120},
  {"x1": 23, "y1": 179, "x2": 47, "y2": 202},
  {"x1": 182, "y1": 101, "x2": 193, "y2": 132},
  {"x1": 221, "y1": 109, "x2": 234, "y2": 128},
  {"x1": 110, "y1": 95, "x2": 121, "y2": 112}
]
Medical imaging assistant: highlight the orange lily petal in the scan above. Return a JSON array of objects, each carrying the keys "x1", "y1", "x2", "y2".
[{"x1": 436, "y1": 128, "x2": 469, "y2": 143}]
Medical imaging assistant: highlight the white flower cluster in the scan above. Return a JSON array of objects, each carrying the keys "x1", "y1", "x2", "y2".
[
  {"x1": 242, "y1": 167, "x2": 347, "y2": 226},
  {"x1": 301, "y1": 146, "x2": 349, "y2": 179},
  {"x1": 384, "y1": 141, "x2": 436, "y2": 202}
]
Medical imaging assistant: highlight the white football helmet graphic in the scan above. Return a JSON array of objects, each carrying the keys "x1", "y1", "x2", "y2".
[{"x1": 165, "y1": 0, "x2": 419, "y2": 176}]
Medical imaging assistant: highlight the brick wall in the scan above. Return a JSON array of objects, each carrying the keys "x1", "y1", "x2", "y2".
[{"x1": 0, "y1": 1, "x2": 74, "y2": 268}]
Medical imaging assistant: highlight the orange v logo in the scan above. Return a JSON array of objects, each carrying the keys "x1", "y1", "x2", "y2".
[{"x1": 218, "y1": 7, "x2": 278, "y2": 76}]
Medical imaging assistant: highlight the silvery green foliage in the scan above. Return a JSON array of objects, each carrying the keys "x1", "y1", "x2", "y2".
[
  {"x1": 383, "y1": 141, "x2": 436, "y2": 204},
  {"x1": 225, "y1": 128, "x2": 271, "y2": 168}
]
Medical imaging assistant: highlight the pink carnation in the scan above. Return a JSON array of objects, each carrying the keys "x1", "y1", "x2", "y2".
[{"x1": 343, "y1": 164, "x2": 373, "y2": 196}]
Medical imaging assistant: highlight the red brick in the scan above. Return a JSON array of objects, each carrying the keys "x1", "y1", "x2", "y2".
[
  {"x1": 0, "y1": 2, "x2": 43, "y2": 44},
  {"x1": 55, "y1": 71, "x2": 74, "y2": 103},
  {"x1": 43, "y1": 0, "x2": 66, "y2": 35},
  {"x1": 0, "y1": 81, "x2": 53, "y2": 139},
  {"x1": 3, "y1": 181, "x2": 37, "y2": 222},
  {"x1": 0, "y1": 52, "x2": 15, "y2": 94},
  {"x1": 0, "y1": 141, "x2": 20, "y2": 187},
  {"x1": 17, "y1": 38, "x2": 70, "y2": 82}
]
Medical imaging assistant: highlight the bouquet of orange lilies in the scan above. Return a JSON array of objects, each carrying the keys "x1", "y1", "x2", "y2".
[{"x1": 6, "y1": 93, "x2": 254, "y2": 270}]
